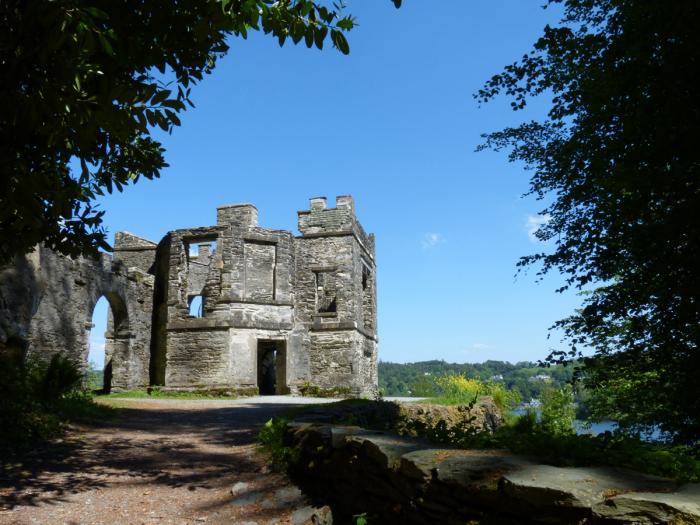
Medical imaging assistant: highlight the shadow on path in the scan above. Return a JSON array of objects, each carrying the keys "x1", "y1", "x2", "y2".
[{"x1": 0, "y1": 401, "x2": 306, "y2": 511}]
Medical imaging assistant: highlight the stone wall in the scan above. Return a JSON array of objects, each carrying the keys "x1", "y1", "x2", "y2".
[
  {"x1": 286, "y1": 421, "x2": 700, "y2": 525},
  {"x1": 0, "y1": 195, "x2": 378, "y2": 397},
  {"x1": 0, "y1": 243, "x2": 154, "y2": 391}
]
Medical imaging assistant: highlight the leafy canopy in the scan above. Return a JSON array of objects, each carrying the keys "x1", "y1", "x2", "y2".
[
  {"x1": 477, "y1": 0, "x2": 700, "y2": 443},
  {"x1": 0, "y1": 0, "x2": 400, "y2": 262}
]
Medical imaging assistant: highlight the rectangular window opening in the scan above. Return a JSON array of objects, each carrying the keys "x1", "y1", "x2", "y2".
[{"x1": 186, "y1": 238, "x2": 218, "y2": 261}]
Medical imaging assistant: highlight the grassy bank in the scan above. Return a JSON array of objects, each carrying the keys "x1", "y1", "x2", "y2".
[{"x1": 100, "y1": 387, "x2": 240, "y2": 400}]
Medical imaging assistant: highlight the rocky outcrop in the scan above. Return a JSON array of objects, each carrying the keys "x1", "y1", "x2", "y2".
[
  {"x1": 285, "y1": 422, "x2": 700, "y2": 525},
  {"x1": 396, "y1": 398, "x2": 504, "y2": 435},
  {"x1": 293, "y1": 398, "x2": 504, "y2": 437}
]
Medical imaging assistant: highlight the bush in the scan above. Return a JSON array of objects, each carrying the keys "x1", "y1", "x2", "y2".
[
  {"x1": 431, "y1": 374, "x2": 521, "y2": 411},
  {"x1": 258, "y1": 417, "x2": 299, "y2": 470},
  {"x1": 540, "y1": 385, "x2": 576, "y2": 436},
  {"x1": 0, "y1": 351, "x2": 112, "y2": 451},
  {"x1": 30, "y1": 354, "x2": 84, "y2": 407}
]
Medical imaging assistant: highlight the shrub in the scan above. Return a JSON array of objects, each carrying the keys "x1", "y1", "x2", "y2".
[
  {"x1": 434, "y1": 374, "x2": 482, "y2": 404},
  {"x1": 258, "y1": 416, "x2": 299, "y2": 470},
  {"x1": 30, "y1": 354, "x2": 83, "y2": 408},
  {"x1": 540, "y1": 385, "x2": 576, "y2": 436},
  {"x1": 0, "y1": 351, "x2": 112, "y2": 451},
  {"x1": 432, "y1": 374, "x2": 520, "y2": 410}
]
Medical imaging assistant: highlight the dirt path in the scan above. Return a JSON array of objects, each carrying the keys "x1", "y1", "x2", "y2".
[{"x1": 0, "y1": 397, "x2": 335, "y2": 525}]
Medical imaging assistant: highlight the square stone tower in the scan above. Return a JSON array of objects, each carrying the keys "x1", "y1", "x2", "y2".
[
  {"x1": 147, "y1": 195, "x2": 377, "y2": 397},
  {"x1": 294, "y1": 195, "x2": 378, "y2": 396}
]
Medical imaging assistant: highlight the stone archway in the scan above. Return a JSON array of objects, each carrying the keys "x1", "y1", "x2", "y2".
[
  {"x1": 87, "y1": 291, "x2": 130, "y2": 393},
  {"x1": 83, "y1": 291, "x2": 132, "y2": 393}
]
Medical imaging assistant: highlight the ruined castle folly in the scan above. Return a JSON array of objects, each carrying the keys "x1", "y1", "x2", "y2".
[{"x1": 0, "y1": 196, "x2": 378, "y2": 397}]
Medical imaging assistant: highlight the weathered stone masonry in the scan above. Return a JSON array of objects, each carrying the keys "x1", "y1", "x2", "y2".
[{"x1": 0, "y1": 196, "x2": 377, "y2": 396}]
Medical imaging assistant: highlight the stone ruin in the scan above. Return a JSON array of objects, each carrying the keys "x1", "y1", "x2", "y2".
[{"x1": 0, "y1": 195, "x2": 378, "y2": 397}]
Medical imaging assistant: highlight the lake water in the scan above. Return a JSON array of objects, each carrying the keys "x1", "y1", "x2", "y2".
[
  {"x1": 512, "y1": 410, "x2": 665, "y2": 441},
  {"x1": 512, "y1": 408, "x2": 617, "y2": 436},
  {"x1": 575, "y1": 419, "x2": 617, "y2": 436}
]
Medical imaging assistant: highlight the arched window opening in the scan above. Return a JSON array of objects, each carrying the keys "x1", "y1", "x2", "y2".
[
  {"x1": 88, "y1": 296, "x2": 113, "y2": 393},
  {"x1": 188, "y1": 295, "x2": 204, "y2": 317}
]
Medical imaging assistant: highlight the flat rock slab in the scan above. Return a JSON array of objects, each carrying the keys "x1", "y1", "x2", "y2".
[
  {"x1": 594, "y1": 483, "x2": 700, "y2": 524},
  {"x1": 502, "y1": 464, "x2": 677, "y2": 509},
  {"x1": 289, "y1": 422, "x2": 700, "y2": 525}
]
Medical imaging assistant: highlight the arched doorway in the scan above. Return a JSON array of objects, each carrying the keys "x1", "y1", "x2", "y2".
[{"x1": 87, "y1": 292, "x2": 129, "y2": 393}]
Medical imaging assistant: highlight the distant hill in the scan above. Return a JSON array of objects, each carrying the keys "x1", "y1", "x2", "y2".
[{"x1": 378, "y1": 360, "x2": 575, "y2": 401}]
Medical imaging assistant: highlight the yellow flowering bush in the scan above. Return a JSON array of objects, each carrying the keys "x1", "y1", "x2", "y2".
[{"x1": 434, "y1": 373, "x2": 520, "y2": 410}]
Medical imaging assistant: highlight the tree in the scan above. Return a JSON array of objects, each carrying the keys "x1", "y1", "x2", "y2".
[
  {"x1": 477, "y1": 1, "x2": 700, "y2": 443},
  {"x1": 0, "y1": 0, "x2": 400, "y2": 263}
]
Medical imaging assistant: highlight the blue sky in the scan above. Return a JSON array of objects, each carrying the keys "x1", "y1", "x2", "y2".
[{"x1": 89, "y1": 1, "x2": 581, "y2": 368}]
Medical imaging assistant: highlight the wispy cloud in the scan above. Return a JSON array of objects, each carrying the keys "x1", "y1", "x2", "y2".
[
  {"x1": 422, "y1": 232, "x2": 445, "y2": 250},
  {"x1": 525, "y1": 214, "x2": 551, "y2": 242},
  {"x1": 471, "y1": 342, "x2": 490, "y2": 350}
]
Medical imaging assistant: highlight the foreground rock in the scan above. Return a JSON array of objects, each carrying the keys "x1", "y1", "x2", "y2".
[
  {"x1": 294, "y1": 397, "x2": 504, "y2": 435},
  {"x1": 286, "y1": 422, "x2": 700, "y2": 524}
]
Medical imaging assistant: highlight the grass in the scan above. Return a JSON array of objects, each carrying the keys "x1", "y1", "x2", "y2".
[{"x1": 100, "y1": 388, "x2": 240, "y2": 400}]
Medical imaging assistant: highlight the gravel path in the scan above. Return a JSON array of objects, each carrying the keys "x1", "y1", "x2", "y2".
[{"x1": 0, "y1": 397, "x2": 338, "y2": 525}]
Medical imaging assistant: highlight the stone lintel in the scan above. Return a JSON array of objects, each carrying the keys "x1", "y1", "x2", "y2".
[
  {"x1": 242, "y1": 232, "x2": 279, "y2": 244},
  {"x1": 309, "y1": 265, "x2": 338, "y2": 273}
]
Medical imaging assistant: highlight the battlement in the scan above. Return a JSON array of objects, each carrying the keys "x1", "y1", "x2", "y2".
[
  {"x1": 216, "y1": 203, "x2": 258, "y2": 229},
  {"x1": 297, "y1": 195, "x2": 358, "y2": 236}
]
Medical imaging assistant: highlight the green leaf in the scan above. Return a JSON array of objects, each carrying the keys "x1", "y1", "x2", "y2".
[
  {"x1": 314, "y1": 25, "x2": 328, "y2": 50},
  {"x1": 331, "y1": 29, "x2": 349, "y2": 55}
]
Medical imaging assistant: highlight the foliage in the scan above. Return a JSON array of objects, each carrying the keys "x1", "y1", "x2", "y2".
[
  {"x1": 86, "y1": 361, "x2": 104, "y2": 391},
  {"x1": 540, "y1": 385, "x2": 576, "y2": 436},
  {"x1": 354, "y1": 512, "x2": 369, "y2": 525},
  {"x1": 490, "y1": 422, "x2": 700, "y2": 482},
  {"x1": 477, "y1": 0, "x2": 700, "y2": 443},
  {"x1": 433, "y1": 374, "x2": 481, "y2": 404},
  {"x1": 258, "y1": 416, "x2": 299, "y2": 470},
  {"x1": 380, "y1": 360, "x2": 567, "y2": 406},
  {"x1": 30, "y1": 354, "x2": 84, "y2": 408},
  {"x1": 0, "y1": 352, "x2": 114, "y2": 450},
  {"x1": 430, "y1": 373, "x2": 521, "y2": 412},
  {"x1": 0, "y1": 0, "x2": 401, "y2": 263}
]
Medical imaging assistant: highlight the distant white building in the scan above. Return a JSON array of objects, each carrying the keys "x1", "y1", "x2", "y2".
[
  {"x1": 490, "y1": 374, "x2": 504, "y2": 381},
  {"x1": 528, "y1": 374, "x2": 552, "y2": 383}
]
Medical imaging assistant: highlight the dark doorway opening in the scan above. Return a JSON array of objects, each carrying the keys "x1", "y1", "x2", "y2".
[{"x1": 257, "y1": 340, "x2": 287, "y2": 395}]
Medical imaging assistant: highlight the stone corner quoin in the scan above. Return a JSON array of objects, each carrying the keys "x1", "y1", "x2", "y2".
[{"x1": 0, "y1": 195, "x2": 378, "y2": 398}]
